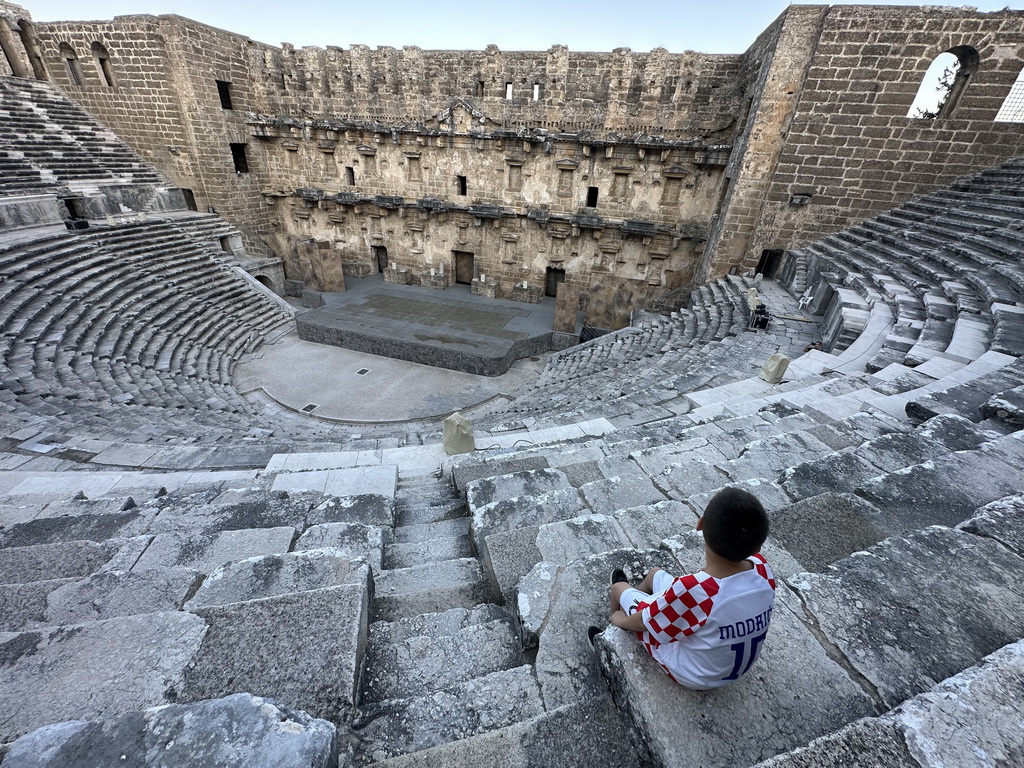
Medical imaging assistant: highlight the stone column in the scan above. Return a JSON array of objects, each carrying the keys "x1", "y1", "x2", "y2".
[{"x1": 0, "y1": 19, "x2": 31, "y2": 79}]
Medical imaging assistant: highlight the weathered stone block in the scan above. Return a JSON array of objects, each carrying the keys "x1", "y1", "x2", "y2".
[
  {"x1": 465, "y1": 468, "x2": 572, "y2": 513},
  {"x1": 790, "y1": 526, "x2": 1024, "y2": 708},
  {"x1": 0, "y1": 612, "x2": 207, "y2": 743},
  {"x1": 307, "y1": 494, "x2": 396, "y2": 527},
  {"x1": 578, "y1": 474, "x2": 667, "y2": 514},
  {"x1": 596, "y1": 584, "x2": 875, "y2": 768},
  {"x1": 1, "y1": 693, "x2": 338, "y2": 768},
  {"x1": 45, "y1": 567, "x2": 202, "y2": 624},
  {"x1": 0, "y1": 540, "x2": 117, "y2": 585},
  {"x1": 769, "y1": 493, "x2": 887, "y2": 572},
  {"x1": 184, "y1": 551, "x2": 369, "y2": 610},
  {"x1": 183, "y1": 581, "x2": 369, "y2": 720},
  {"x1": 957, "y1": 494, "x2": 1024, "y2": 557},
  {"x1": 131, "y1": 526, "x2": 295, "y2": 573}
]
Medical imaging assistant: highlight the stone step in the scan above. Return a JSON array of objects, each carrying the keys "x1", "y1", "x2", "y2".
[
  {"x1": 470, "y1": 487, "x2": 587, "y2": 603},
  {"x1": 753, "y1": 638, "x2": 1024, "y2": 768},
  {"x1": 0, "y1": 539, "x2": 119, "y2": 585},
  {"x1": 853, "y1": 437, "x2": 1022, "y2": 536},
  {"x1": 0, "y1": 692, "x2": 339, "y2": 768},
  {"x1": 367, "y1": 604, "x2": 508, "y2": 646},
  {"x1": 0, "y1": 611, "x2": 208, "y2": 744},
  {"x1": 372, "y1": 558, "x2": 495, "y2": 622},
  {"x1": 790, "y1": 521, "x2": 1024, "y2": 710},
  {"x1": 361, "y1": 614, "x2": 523, "y2": 704},
  {"x1": 393, "y1": 496, "x2": 466, "y2": 527},
  {"x1": 465, "y1": 468, "x2": 573, "y2": 514},
  {"x1": 365, "y1": 699, "x2": 642, "y2": 768},
  {"x1": 778, "y1": 412, "x2": 995, "y2": 500},
  {"x1": 594, "y1": 558, "x2": 876, "y2": 768},
  {"x1": 383, "y1": 531, "x2": 473, "y2": 569},
  {"x1": 393, "y1": 516, "x2": 469, "y2": 544},
  {"x1": 181, "y1": 578, "x2": 370, "y2": 723},
  {"x1": 352, "y1": 665, "x2": 544, "y2": 765}
]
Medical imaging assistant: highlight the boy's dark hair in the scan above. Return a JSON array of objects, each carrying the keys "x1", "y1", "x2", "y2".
[{"x1": 701, "y1": 487, "x2": 769, "y2": 562}]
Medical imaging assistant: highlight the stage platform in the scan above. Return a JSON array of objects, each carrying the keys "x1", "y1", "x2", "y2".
[{"x1": 296, "y1": 276, "x2": 578, "y2": 376}]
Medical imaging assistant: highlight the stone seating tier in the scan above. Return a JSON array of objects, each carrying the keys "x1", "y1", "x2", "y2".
[
  {"x1": 2, "y1": 355, "x2": 1022, "y2": 765},
  {"x1": 0, "y1": 79, "x2": 166, "y2": 191},
  {"x1": 478, "y1": 275, "x2": 758, "y2": 430},
  {"x1": 0, "y1": 216, "x2": 301, "y2": 444}
]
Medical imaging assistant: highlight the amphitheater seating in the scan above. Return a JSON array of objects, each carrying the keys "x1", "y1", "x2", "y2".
[
  {"x1": 788, "y1": 157, "x2": 1024, "y2": 373},
  {"x1": 1, "y1": 73, "x2": 1023, "y2": 766},
  {"x1": 0, "y1": 78, "x2": 163, "y2": 193},
  {"x1": 478, "y1": 273, "x2": 788, "y2": 430},
  {"x1": 0, "y1": 214, "x2": 305, "y2": 442}
]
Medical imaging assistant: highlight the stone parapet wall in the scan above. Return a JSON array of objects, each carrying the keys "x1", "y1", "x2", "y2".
[{"x1": 245, "y1": 43, "x2": 744, "y2": 138}]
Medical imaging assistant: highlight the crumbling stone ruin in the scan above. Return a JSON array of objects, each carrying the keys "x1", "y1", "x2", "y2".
[{"x1": 0, "y1": 1, "x2": 1023, "y2": 766}]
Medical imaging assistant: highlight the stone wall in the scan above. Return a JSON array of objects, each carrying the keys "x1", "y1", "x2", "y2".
[
  {"x1": 245, "y1": 44, "x2": 743, "y2": 138},
  {"x1": 20, "y1": 4, "x2": 1024, "y2": 324},
  {"x1": 704, "y1": 5, "x2": 1024, "y2": 278},
  {"x1": 29, "y1": 13, "x2": 744, "y2": 326}
]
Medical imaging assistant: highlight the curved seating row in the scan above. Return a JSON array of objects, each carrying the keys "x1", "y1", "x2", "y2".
[
  {"x1": 0, "y1": 216, "x2": 296, "y2": 442},
  {"x1": 788, "y1": 155, "x2": 1024, "y2": 377},
  {"x1": 479, "y1": 274, "x2": 761, "y2": 428},
  {"x1": 0, "y1": 78, "x2": 163, "y2": 194}
]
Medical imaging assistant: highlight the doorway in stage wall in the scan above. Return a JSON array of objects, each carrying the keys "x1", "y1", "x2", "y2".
[
  {"x1": 755, "y1": 249, "x2": 784, "y2": 279},
  {"x1": 454, "y1": 250, "x2": 474, "y2": 285},
  {"x1": 545, "y1": 266, "x2": 566, "y2": 297},
  {"x1": 372, "y1": 245, "x2": 389, "y2": 273}
]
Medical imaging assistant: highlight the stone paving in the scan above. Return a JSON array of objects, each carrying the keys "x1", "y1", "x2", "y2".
[{"x1": 234, "y1": 330, "x2": 545, "y2": 422}]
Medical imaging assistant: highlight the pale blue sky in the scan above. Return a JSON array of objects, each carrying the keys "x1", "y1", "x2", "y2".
[{"x1": 24, "y1": 1, "x2": 1024, "y2": 53}]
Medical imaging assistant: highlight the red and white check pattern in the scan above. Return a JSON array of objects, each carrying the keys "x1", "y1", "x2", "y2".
[
  {"x1": 750, "y1": 552, "x2": 776, "y2": 590},
  {"x1": 638, "y1": 572, "x2": 720, "y2": 649}
]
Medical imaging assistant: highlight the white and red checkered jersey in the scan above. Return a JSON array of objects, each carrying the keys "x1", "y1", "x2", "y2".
[{"x1": 636, "y1": 553, "x2": 776, "y2": 690}]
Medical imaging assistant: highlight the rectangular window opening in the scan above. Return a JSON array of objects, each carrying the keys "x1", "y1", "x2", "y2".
[
  {"x1": 533, "y1": 82, "x2": 540, "y2": 101},
  {"x1": 98, "y1": 58, "x2": 115, "y2": 87},
  {"x1": 65, "y1": 59, "x2": 83, "y2": 86},
  {"x1": 345, "y1": 166, "x2": 356, "y2": 186},
  {"x1": 230, "y1": 143, "x2": 249, "y2": 173},
  {"x1": 407, "y1": 156, "x2": 422, "y2": 182},
  {"x1": 507, "y1": 164, "x2": 522, "y2": 191},
  {"x1": 557, "y1": 168, "x2": 573, "y2": 197},
  {"x1": 216, "y1": 80, "x2": 233, "y2": 110},
  {"x1": 477, "y1": 80, "x2": 485, "y2": 97},
  {"x1": 457, "y1": 175, "x2": 467, "y2": 196},
  {"x1": 505, "y1": 82, "x2": 513, "y2": 100},
  {"x1": 586, "y1": 186, "x2": 599, "y2": 208}
]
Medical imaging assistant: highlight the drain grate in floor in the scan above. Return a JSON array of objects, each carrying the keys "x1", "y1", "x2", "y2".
[
  {"x1": 355, "y1": 368, "x2": 371, "y2": 376},
  {"x1": 301, "y1": 403, "x2": 320, "y2": 413}
]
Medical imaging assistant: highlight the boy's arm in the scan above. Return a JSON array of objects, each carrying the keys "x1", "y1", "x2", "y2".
[{"x1": 609, "y1": 608, "x2": 646, "y2": 632}]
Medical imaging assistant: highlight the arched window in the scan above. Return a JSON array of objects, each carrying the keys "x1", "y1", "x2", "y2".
[
  {"x1": 58, "y1": 42, "x2": 84, "y2": 86},
  {"x1": 995, "y1": 66, "x2": 1024, "y2": 123},
  {"x1": 908, "y1": 46, "x2": 980, "y2": 119},
  {"x1": 91, "y1": 41, "x2": 114, "y2": 87}
]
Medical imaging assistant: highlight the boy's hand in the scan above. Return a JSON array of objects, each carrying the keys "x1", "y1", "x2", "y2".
[{"x1": 609, "y1": 609, "x2": 646, "y2": 632}]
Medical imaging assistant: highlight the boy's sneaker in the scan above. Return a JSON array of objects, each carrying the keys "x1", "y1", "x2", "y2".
[{"x1": 611, "y1": 568, "x2": 629, "y2": 585}]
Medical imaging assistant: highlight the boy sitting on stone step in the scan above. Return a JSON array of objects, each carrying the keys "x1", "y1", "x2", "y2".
[{"x1": 599, "y1": 487, "x2": 776, "y2": 689}]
